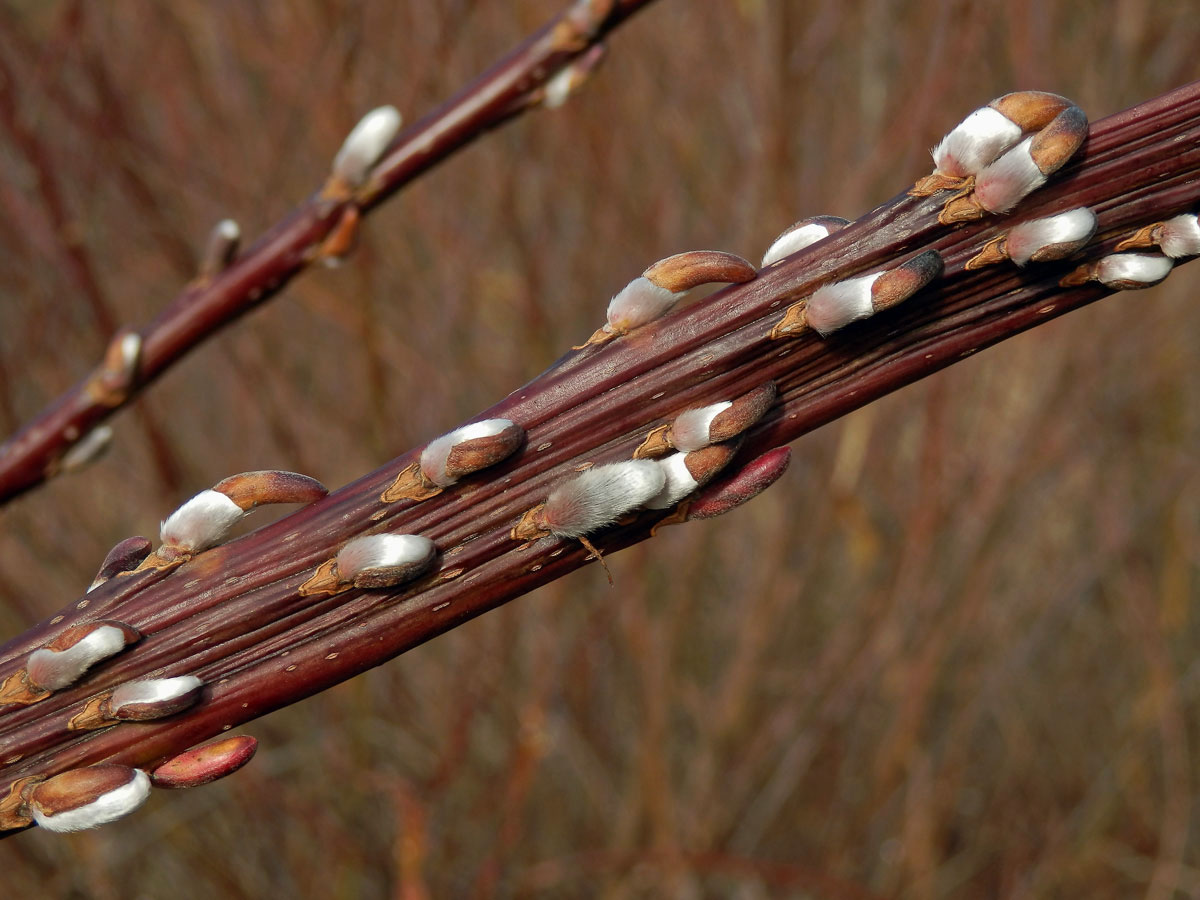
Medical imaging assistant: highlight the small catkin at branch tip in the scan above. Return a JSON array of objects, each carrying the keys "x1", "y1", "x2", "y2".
[
  {"x1": 198, "y1": 218, "x2": 241, "y2": 279},
  {"x1": 331, "y1": 105, "x2": 403, "y2": 190}
]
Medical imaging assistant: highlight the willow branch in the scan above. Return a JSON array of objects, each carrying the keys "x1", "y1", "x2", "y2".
[
  {"x1": 0, "y1": 80, "x2": 1197, "y2": 835},
  {"x1": 0, "y1": 0, "x2": 656, "y2": 505}
]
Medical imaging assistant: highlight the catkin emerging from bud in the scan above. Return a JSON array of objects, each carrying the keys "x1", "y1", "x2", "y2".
[{"x1": 29, "y1": 766, "x2": 151, "y2": 833}]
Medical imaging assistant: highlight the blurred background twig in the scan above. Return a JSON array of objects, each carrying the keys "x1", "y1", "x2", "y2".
[{"x1": 0, "y1": 1, "x2": 1198, "y2": 897}]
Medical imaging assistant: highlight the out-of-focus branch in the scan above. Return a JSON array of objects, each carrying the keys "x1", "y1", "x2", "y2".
[
  {"x1": 0, "y1": 0, "x2": 656, "y2": 505},
  {"x1": 0, "y1": 80, "x2": 1197, "y2": 835}
]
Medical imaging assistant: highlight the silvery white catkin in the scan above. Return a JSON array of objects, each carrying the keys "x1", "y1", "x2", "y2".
[
  {"x1": 113, "y1": 332, "x2": 141, "y2": 373},
  {"x1": 419, "y1": 418, "x2": 519, "y2": 487},
  {"x1": 932, "y1": 106, "x2": 1023, "y2": 177},
  {"x1": 26, "y1": 625, "x2": 130, "y2": 691},
  {"x1": 542, "y1": 460, "x2": 666, "y2": 537},
  {"x1": 336, "y1": 533, "x2": 437, "y2": 587},
  {"x1": 605, "y1": 277, "x2": 681, "y2": 333},
  {"x1": 761, "y1": 221, "x2": 839, "y2": 267},
  {"x1": 1158, "y1": 214, "x2": 1200, "y2": 258},
  {"x1": 332, "y1": 106, "x2": 402, "y2": 187},
  {"x1": 804, "y1": 272, "x2": 882, "y2": 336},
  {"x1": 671, "y1": 402, "x2": 732, "y2": 453},
  {"x1": 1095, "y1": 253, "x2": 1173, "y2": 287},
  {"x1": 973, "y1": 137, "x2": 1046, "y2": 214},
  {"x1": 1005, "y1": 208, "x2": 1096, "y2": 265},
  {"x1": 160, "y1": 490, "x2": 245, "y2": 553},
  {"x1": 215, "y1": 218, "x2": 240, "y2": 242},
  {"x1": 109, "y1": 676, "x2": 204, "y2": 717},
  {"x1": 645, "y1": 454, "x2": 700, "y2": 509},
  {"x1": 31, "y1": 769, "x2": 151, "y2": 833}
]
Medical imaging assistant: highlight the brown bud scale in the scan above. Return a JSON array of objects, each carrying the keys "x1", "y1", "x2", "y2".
[
  {"x1": 381, "y1": 462, "x2": 443, "y2": 503},
  {"x1": 213, "y1": 470, "x2": 328, "y2": 511},
  {"x1": 642, "y1": 250, "x2": 757, "y2": 293}
]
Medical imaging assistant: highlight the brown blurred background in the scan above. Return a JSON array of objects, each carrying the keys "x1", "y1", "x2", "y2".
[{"x1": 1, "y1": 1, "x2": 1198, "y2": 897}]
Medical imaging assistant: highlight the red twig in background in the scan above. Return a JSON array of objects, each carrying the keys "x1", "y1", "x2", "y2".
[{"x1": 0, "y1": 0, "x2": 656, "y2": 505}]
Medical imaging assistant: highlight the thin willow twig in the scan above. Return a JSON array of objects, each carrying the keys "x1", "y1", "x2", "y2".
[{"x1": 0, "y1": 0, "x2": 657, "y2": 505}]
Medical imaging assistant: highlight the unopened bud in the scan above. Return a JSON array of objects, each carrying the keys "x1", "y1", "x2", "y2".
[
  {"x1": 761, "y1": 216, "x2": 850, "y2": 267},
  {"x1": 420, "y1": 419, "x2": 524, "y2": 487},
  {"x1": 29, "y1": 765, "x2": 150, "y2": 833},
  {"x1": 151, "y1": 735, "x2": 258, "y2": 789},
  {"x1": 88, "y1": 536, "x2": 154, "y2": 591},
  {"x1": 315, "y1": 205, "x2": 361, "y2": 266},
  {"x1": 27, "y1": 621, "x2": 140, "y2": 692},
  {"x1": 336, "y1": 533, "x2": 437, "y2": 589},
  {"x1": 685, "y1": 446, "x2": 792, "y2": 520}
]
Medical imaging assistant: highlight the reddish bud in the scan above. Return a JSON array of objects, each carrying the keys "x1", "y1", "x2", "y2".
[{"x1": 151, "y1": 735, "x2": 259, "y2": 789}]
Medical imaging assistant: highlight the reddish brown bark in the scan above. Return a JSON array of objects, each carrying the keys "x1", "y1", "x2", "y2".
[{"x1": 0, "y1": 79, "x2": 1197, "y2": 834}]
